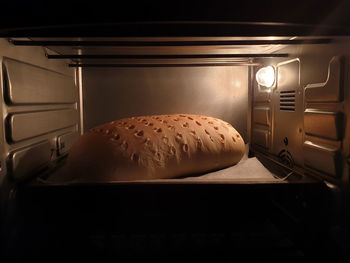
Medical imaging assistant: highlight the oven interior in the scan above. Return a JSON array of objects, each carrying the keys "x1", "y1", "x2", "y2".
[{"x1": 0, "y1": 34, "x2": 349, "y2": 259}]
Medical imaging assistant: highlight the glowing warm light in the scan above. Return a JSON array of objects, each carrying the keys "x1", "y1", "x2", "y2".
[{"x1": 256, "y1": 66, "x2": 275, "y2": 88}]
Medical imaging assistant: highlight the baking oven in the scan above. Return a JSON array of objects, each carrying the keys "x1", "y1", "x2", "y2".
[{"x1": 0, "y1": 3, "x2": 349, "y2": 259}]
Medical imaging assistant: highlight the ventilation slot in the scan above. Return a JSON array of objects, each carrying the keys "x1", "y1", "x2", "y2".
[{"x1": 280, "y1": 90, "x2": 296, "y2": 111}]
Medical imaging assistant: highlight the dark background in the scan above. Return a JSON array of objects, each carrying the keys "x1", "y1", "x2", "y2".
[{"x1": 1, "y1": 0, "x2": 350, "y2": 36}]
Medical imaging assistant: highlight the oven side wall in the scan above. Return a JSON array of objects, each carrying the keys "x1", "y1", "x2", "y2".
[
  {"x1": 0, "y1": 39, "x2": 79, "y2": 185},
  {"x1": 250, "y1": 38, "x2": 350, "y2": 189}
]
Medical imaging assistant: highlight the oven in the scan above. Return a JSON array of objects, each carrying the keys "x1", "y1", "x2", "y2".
[{"x1": 0, "y1": 2, "x2": 349, "y2": 260}]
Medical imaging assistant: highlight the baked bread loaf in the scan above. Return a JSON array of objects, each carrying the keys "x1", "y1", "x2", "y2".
[{"x1": 67, "y1": 114, "x2": 245, "y2": 182}]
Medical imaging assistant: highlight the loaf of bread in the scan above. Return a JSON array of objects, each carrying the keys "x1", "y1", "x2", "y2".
[{"x1": 67, "y1": 114, "x2": 245, "y2": 182}]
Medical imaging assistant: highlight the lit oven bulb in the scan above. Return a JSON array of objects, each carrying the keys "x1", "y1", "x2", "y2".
[{"x1": 256, "y1": 66, "x2": 275, "y2": 88}]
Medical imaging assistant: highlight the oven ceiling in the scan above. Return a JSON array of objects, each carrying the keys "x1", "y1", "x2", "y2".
[{"x1": 8, "y1": 36, "x2": 334, "y2": 67}]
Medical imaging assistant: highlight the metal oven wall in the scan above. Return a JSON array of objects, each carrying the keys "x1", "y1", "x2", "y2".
[
  {"x1": 251, "y1": 38, "x2": 350, "y2": 184},
  {"x1": 0, "y1": 39, "x2": 79, "y2": 184}
]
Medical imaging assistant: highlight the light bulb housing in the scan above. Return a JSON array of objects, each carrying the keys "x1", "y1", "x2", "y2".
[{"x1": 256, "y1": 66, "x2": 275, "y2": 88}]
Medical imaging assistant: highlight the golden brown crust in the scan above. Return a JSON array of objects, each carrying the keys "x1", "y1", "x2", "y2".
[{"x1": 67, "y1": 114, "x2": 245, "y2": 182}]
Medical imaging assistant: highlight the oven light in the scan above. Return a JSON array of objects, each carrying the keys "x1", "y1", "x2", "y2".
[{"x1": 256, "y1": 66, "x2": 275, "y2": 88}]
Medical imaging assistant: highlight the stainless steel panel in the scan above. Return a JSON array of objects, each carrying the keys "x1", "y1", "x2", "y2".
[
  {"x1": 9, "y1": 109, "x2": 78, "y2": 142},
  {"x1": 252, "y1": 129, "x2": 269, "y2": 149},
  {"x1": 253, "y1": 106, "x2": 270, "y2": 126},
  {"x1": 4, "y1": 58, "x2": 76, "y2": 104},
  {"x1": 253, "y1": 81, "x2": 270, "y2": 102},
  {"x1": 10, "y1": 140, "x2": 51, "y2": 180},
  {"x1": 304, "y1": 109, "x2": 343, "y2": 140},
  {"x1": 276, "y1": 59, "x2": 300, "y2": 92},
  {"x1": 272, "y1": 59, "x2": 303, "y2": 166},
  {"x1": 303, "y1": 140, "x2": 341, "y2": 177},
  {"x1": 252, "y1": 66, "x2": 271, "y2": 152},
  {"x1": 57, "y1": 131, "x2": 79, "y2": 155},
  {"x1": 305, "y1": 56, "x2": 343, "y2": 103}
]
